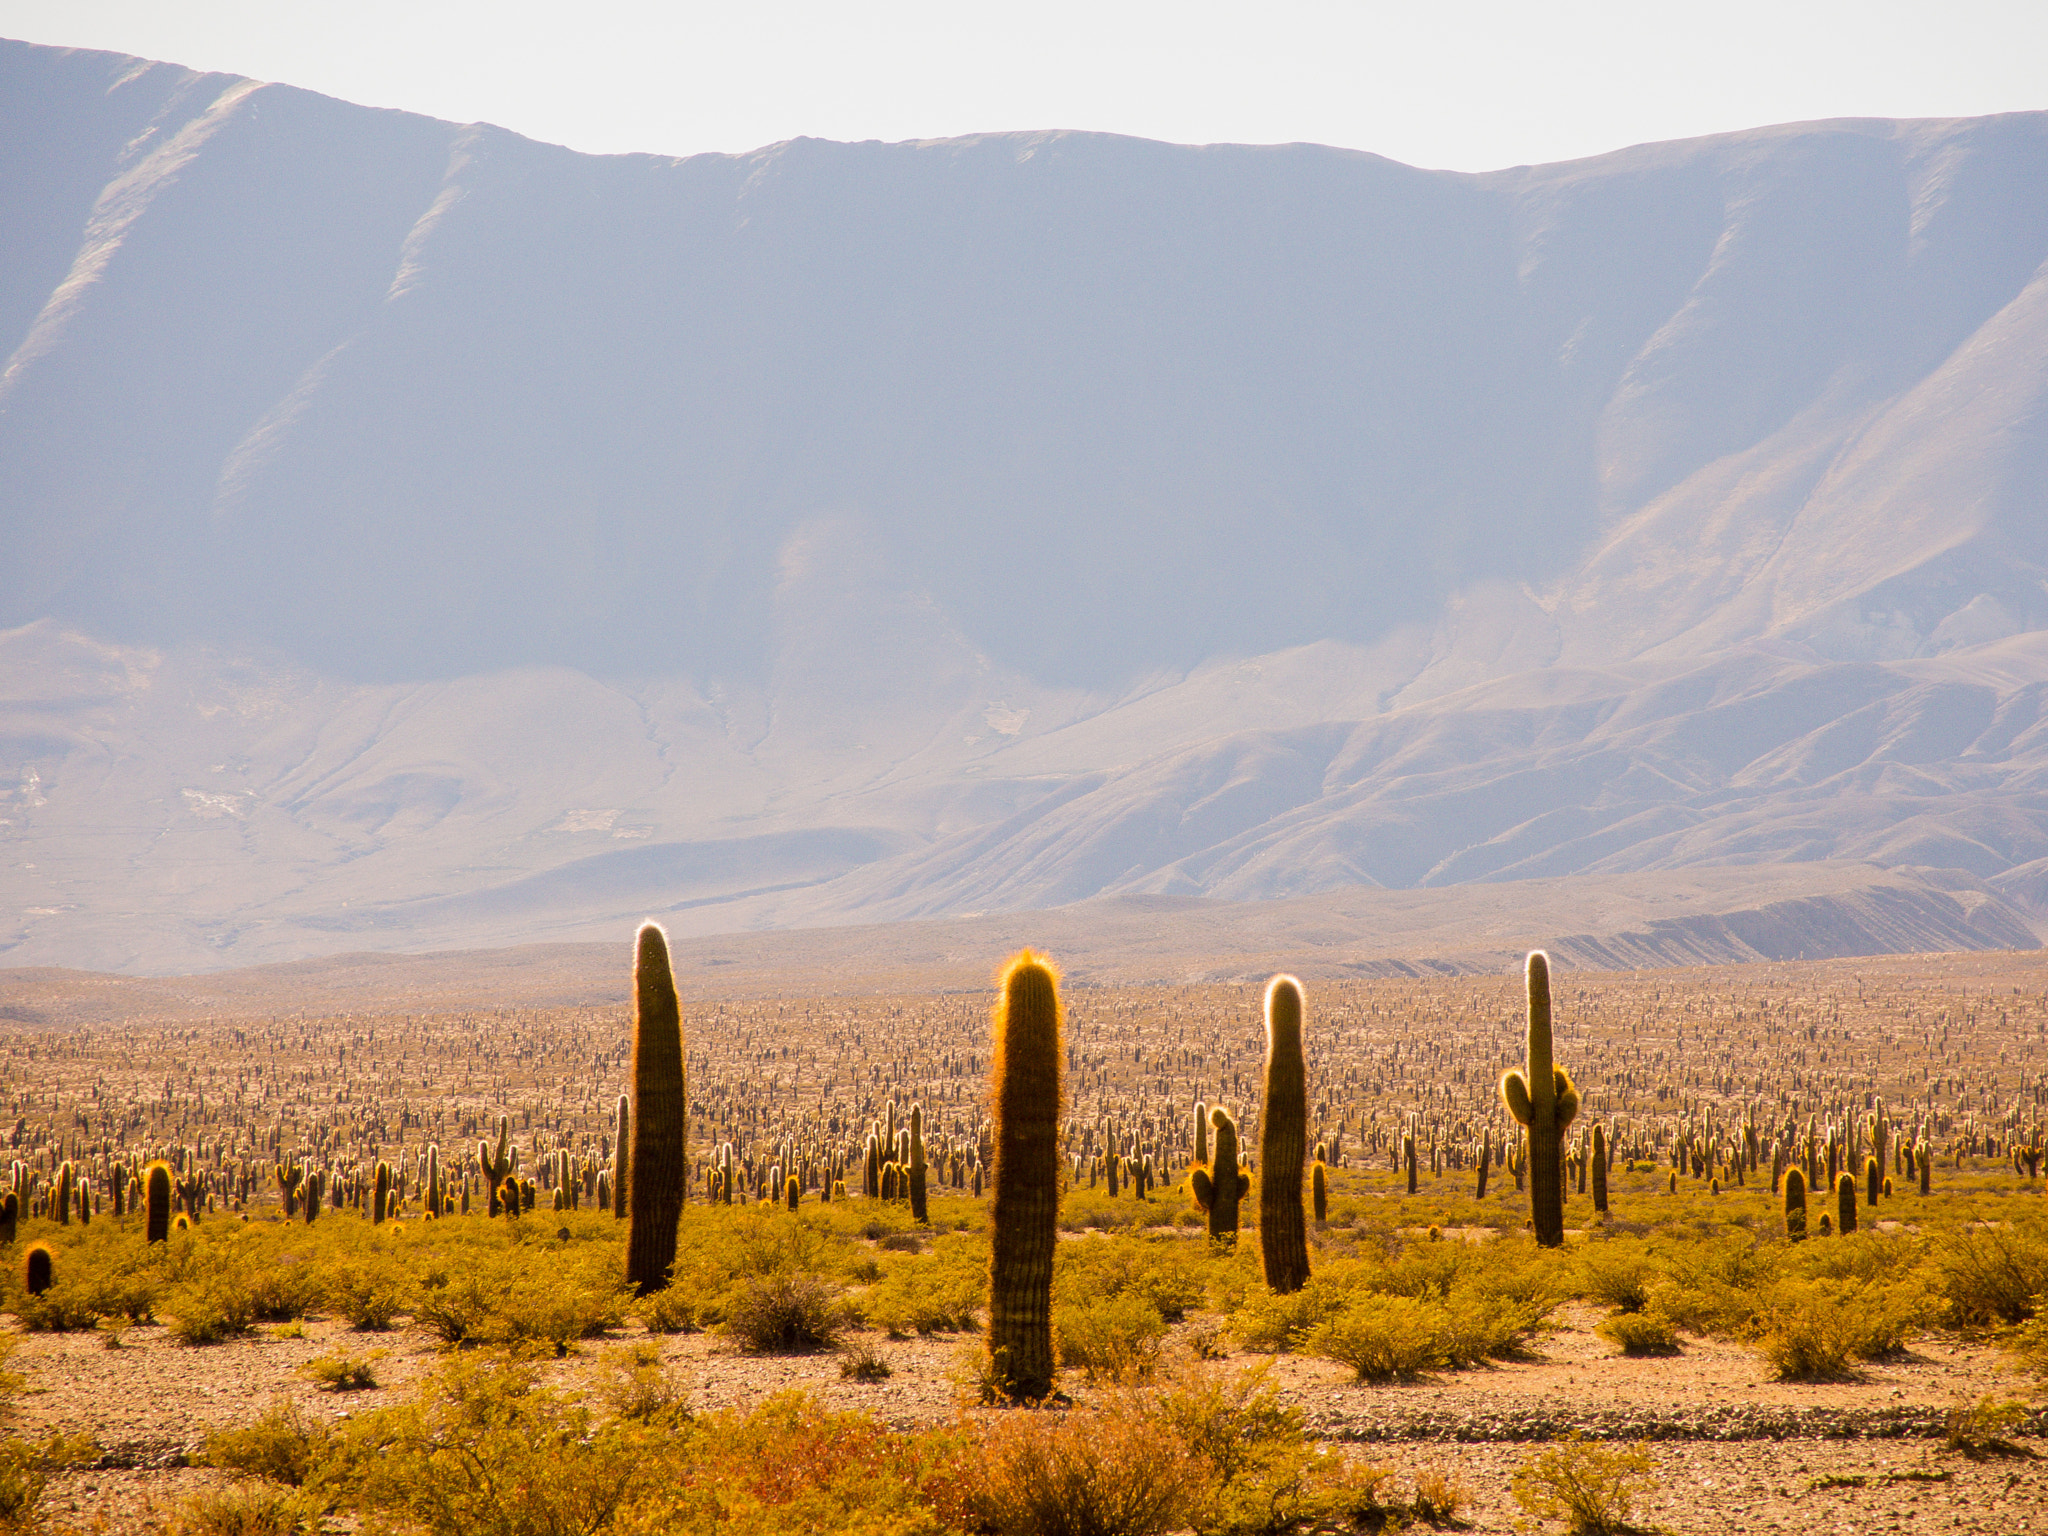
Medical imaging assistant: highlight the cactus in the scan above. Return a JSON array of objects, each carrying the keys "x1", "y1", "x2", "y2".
[
  {"x1": 613, "y1": 1096, "x2": 630, "y2": 1219},
  {"x1": 53, "y1": 1162, "x2": 71, "y2": 1227},
  {"x1": 1784, "y1": 1166, "x2": 1808, "y2": 1240},
  {"x1": 986, "y1": 949, "x2": 1063, "y2": 1402},
  {"x1": 786, "y1": 1174, "x2": 800, "y2": 1211},
  {"x1": 1403, "y1": 1132, "x2": 1418, "y2": 1195},
  {"x1": 1476, "y1": 1131, "x2": 1492, "y2": 1200},
  {"x1": 625, "y1": 922, "x2": 689, "y2": 1295},
  {"x1": 1311, "y1": 1161, "x2": 1328, "y2": 1223},
  {"x1": 1499, "y1": 951, "x2": 1580, "y2": 1247},
  {"x1": 425, "y1": 1145, "x2": 442, "y2": 1218},
  {"x1": 1837, "y1": 1172, "x2": 1857, "y2": 1234},
  {"x1": 145, "y1": 1161, "x2": 173, "y2": 1244},
  {"x1": 1190, "y1": 1107, "x2": 1250, "y2": 1238},
  {"x1": 372, "y1": 1161, "x2": 391, "y2": 1224},
  {"x1": 1591, "y1": 1124, "x2": 1609, "y2": 1215},
  {"x1": 1918, "y1": 1138, "x2": 1932, "y2": 1196},
  {"x1": 1259, "y1": 975, "x2": 1311, "y2": 1294},
  {"x1": 276, "y1": 1157, "x2": 303, "y2": 1219},
  {"x1": 1195, "y1": 1100, "x2": 1209, "y2": 1167},
  {"x1": 909, "y1": 1104, "x2": 929, "y2": 1224},
  {"x1": 0, "y1": 1190, "x2": 15, "y2": 1246},
  {"x1": 305, "y1": 1169, "x2": 325, "y2": 1225},
  {"x1": 1864, "y1": 1155, "x2": 1880, "y2": 1207},
  {"x1": 23, "y1": 1243, "x2": 52, "y2": 1297}
]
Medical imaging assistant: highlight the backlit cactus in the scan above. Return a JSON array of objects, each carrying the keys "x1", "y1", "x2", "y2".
[
  {"x1": 145, "y1": 1160, "x2": 173, "y2": 1244},
  {"x1": 1591, "y1": 1124, "x2": 1609, "y2": 1215},
  {"x1": 909, "y1": 1103, "x2": 929, "y2": 1224},
  {"x1": 1500, "y1": 950, "x2": 1580, "y2": 1247},
  {"x1": 987, "y1": 950, "x2": 1062, "y2": 1402},
  {"x1": 1837, "y1": 1172, "x2": 1857, "y2": 1234},
  {"x1": 1864, "y1": 1155, "x2": 1880, "y2": 1207},
  {"x1": 1784, "y1": 1166, "x2": 1808, "y2": 1240},
  {"x1": 1190, "y1": 1107, "x2": 1250, "y2": 1239},
  {"x1": 0, "y1": 1190, "x2": 16, "y2": 1246},
  {"x1": 1312, "y1": 1161, "x2": 1328, "y2": 1223},
  {"x1": 626, "y1": 922, "x2": 688, "y2": 1295},
  {"x1": 23, "y1": 1243, "x2": 52, "y2": 1297},
  {"x1": 613, "y1": 1095, "x2": 630, "y2": 1219},
  {"x1": 1259, "y1": 975, "x2": 1310, "y2": 1294}
]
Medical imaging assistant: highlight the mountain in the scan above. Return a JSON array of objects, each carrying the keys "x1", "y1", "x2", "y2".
[{"x1": 3, "y1": 39, "x2": 2047, "y2": 974}]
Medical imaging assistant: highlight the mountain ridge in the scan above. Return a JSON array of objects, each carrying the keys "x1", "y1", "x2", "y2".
[{"x1": 3, "y1": 39, "x2": 2047, "y2": 972}]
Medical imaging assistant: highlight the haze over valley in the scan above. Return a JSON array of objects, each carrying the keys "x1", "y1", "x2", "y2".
[{"x1": 5, "y1": 38, "x2": 2048, "y2": 973}]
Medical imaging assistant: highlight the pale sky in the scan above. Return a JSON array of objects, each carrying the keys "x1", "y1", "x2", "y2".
[{"x1": 2, "y1": 0, "x2": 2045, "y2": 172}]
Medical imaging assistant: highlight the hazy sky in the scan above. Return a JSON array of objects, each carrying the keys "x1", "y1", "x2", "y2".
[{"x1": 3, "y1": 0, "x2": 2045, "y2": 171}]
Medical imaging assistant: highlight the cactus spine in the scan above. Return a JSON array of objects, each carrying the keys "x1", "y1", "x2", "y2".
[
  {"x1": 1258, "y1": 975, "x2": 1310, "y2": 1294},
  {"x1": 625, "y1": 922, "x2": 689, "y2": 1294},
  {"x1": 1500, "y1": 950, "x2": 1580, "y2": 1247},
  {"x1": 987, "y1": 950, "x2": 1063, "y2": 1402},
  {"x1": 144, "y1": 1160, "x2": 173, "y2": 1244},
  {"x1": 909, "y1": 1103, "x2": 929, "y2": 1224}
]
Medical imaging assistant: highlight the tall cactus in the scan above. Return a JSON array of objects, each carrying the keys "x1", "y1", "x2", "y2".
[
  {"x1": 612, "y1": 1095, "x2": 630, "y2": 1219},
  {"x1": 1591, "y1": 1124, "x2": 1609, "y2": 1215},
  {"x1": 987, "y1": 950, "x2": 1063, "y2": 1402},
  {"x1": 908, "y1": 1103, "x2": 929, "y2": 1224},
  {"x1": 23, "y1": 1244, "x2": 52, "y2": 1297},
  {"x1": 0, "y1": 1190, "x2": 16, "y2": 1247},
  {"x1": 144, "y1": 1160, "x2": 173, "y2": 1245},
  {"x1": 1837, "y1": 1172, "x2": 1857, "y2": 1234},
  {"x1": 626, "y1": 922, "x2": 688, "y2": 1295},
  {"x1": 1784, "y1": 1166, "x2": 1808, "y2": 1240},
  {"x1": 1500, "y1": 950, "x2": 1580, "y2": 1247},
  {"x1": 1259, "y1": 975, "x2": 1311, "y2": 1294},
  {"x1": 1864, "y1": 1154, "x2": 1880, "y2": 1207},
  {"x1": 1190, "y1": 1107, "x2": 1250, "y2": 1238}
]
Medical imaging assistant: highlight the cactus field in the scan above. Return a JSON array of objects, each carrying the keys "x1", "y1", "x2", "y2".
[{"x1": 3, "y1": 942, "x2": 2048, "y2": 1532}]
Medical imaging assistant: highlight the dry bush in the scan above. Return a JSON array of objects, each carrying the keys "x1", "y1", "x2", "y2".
[
  {"x1": 1300, "y1": 1295, "x2": 1445, "y2": 1381},
  {"x1": 1596, "y1": 1310, "x2": 1679, "y2": 1356},
  {"x1": 860, "y1": 1232, "x2": 986, "y2": 1336},
  {"x1": 600, "y1": 1344, "x2": 690, "y2": 1425},
  {"x1": 1409, "y1": 1463, "x2": 1469, "y2": 1524},
  {"x1": 1055, "y1": 1293, "x2": 1169, "y2": 1384},
  {"x1": 1511, "y1": 1436, "x2": 1657, "y2": 1535},
  {"x1": 301, "y1": 1352, "x2": 380, "y2": 1392},
  {"x1": 944, "y1": 1404, "x2": 1202, "y2": 1536},
  {"x1": 203, "y1": 1400, "x2": 333, "y2": 1487},
  {"x1": 163, "y1": 1482, "x2": 325, "y2": 1536},
  {"x1": 1943, "y1": 1395, "x2": 2034, "y2": 1460},
  {"x1": 1939, "y1": 1218, "x2": 2048, "y2": 1329},
  {"x1": 1757, "y1": 1279, "x2": 1923, "y2": 1381},
  {"x1": 723, "y1": 1272, "x2": 846, "y2": 1353},
  {"x1": 839, "y1": 1340, "x2": 893, "y2": 1381}
]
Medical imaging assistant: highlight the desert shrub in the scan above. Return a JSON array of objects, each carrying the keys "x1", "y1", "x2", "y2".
[
  {"x1": 1643, "y1": 1235, "x2": 1783, "y2": 1338},
  {"x1": 1938, "y1": 1218, "x2": 2048, "y2": 1329},
  {"x1": 323, "y1": 1356, "x2": 657, "y2": 1536},
  {"x1": 242, "y1": 1258, "x2": 321, "y2": 1324},
  {"x1": 839, "y1": 1341, "x2": 894, "y2": 1381},
  {"x1": 409, "y1": 1245, "x2": 624, "y2": 1353},
  {"x1": 412, "y1": 1270, "x2": 496, "y2": 1346},
  {"x1": 1943, "y1": 1395, "x2": 2032, "y2": 1459},
  {"x1": 600, "y1": 1345, "x2": 689, "y2": 1426},
  {"x1": 1229, "y1": 1264, "x2": 1365, "y2": 1352},
  {"x1": 1299, "y1": 1295, "x2": 1443, "y2": 1382},
  {"x1": 10, "y1": 1279, "x2": 106, "y2": 1334},
  {"x1": 1757, "y1": 1278, "x2": 1924, "y2": 1381},
  {"x1": 326, "y1": 1258, "x2": 405, "y2": 1332},
  {"x1": 1055, "y1": 1235, "x2": 1205, "y2": 1323},
  {"x1": 860, "y1": 1232, "x2": 986, "y2": 1336},
  {"x1": 1409, "y1": 1464, "x2": 1469, "y2": 1524},
  {"x1": 1055, "y1": 1293, "x2": 1169, "y2": 1384},
  {"x1": 204, "y1": 1401, "x2": 333, "y2": 1488},
  {"x1": 168, "y1": 1267, "x2": 261, "y2": 1345},
  {"x1": 302, "y1": 1352, "x2": 379, "y2": 1392},
  {"x1": 879, "y1": 1231, "x2": 923, "y2": 1253},
  {"x1": 617, "y1": 1390, "x2": 956, "y2": 1536},
  {"x1": 724, "y1": 1272, "x2": 846, "y2": 1353},
  {"x1": 1575, "y1": 1243, "x2": 1659, "y2": 1314},
  {"x1": 1596, "y1": 1311, "x2": 1679, "y2": 1356},
  {"x1": 0, "y1": 1432, "x2": 93, "y2": 1534},
  {"x1": 636, "y1": 1286, "x2": 697, "y2": 1335},
  {"x1": 1511, "y1": 1436, "x2": 1657, "y2": 1535},
  {"x1": 942, "y1": 1399, "x2": 1203, "y2": 1536},
  {"x1": 162, "y1": 1482, "x2": 325, "y2": 1536}
]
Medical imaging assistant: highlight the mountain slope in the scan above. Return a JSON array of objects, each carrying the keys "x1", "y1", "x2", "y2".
[{"x1": 3, "y1": 39, "x2": 2047, "y2": 972}]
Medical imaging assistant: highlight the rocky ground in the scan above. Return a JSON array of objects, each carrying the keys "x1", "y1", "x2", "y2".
[{"x1": 8, "y1": 1301, "x2": 2046, "y2": 1533}]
